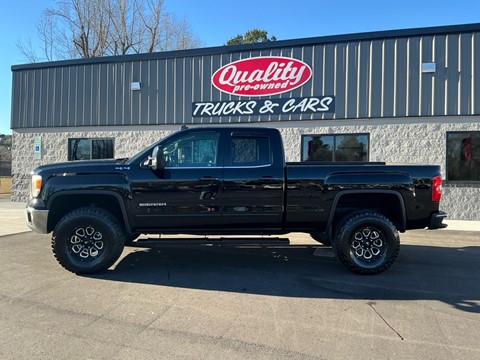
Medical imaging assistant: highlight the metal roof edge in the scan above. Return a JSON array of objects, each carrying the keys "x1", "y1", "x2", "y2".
[{"x1": 11, "y1": 22, "x2": 480, "y2": 72}]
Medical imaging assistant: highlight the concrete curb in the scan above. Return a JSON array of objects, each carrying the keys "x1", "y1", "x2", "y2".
[{"x1": 443, "y1": 220, "x2": 480, "y2": 232}]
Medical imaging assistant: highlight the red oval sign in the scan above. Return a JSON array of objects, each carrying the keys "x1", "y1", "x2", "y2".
[{"x1": 212, "y1": 56, "x2": 312, "y2": 97}]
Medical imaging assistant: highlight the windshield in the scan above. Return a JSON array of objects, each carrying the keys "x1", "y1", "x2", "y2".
[{"x1": 125, "y1": 140, "x2": 161, "y2": 165}]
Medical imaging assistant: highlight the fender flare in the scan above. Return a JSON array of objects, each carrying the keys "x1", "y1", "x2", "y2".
[
  {"x1": 47, "y1": 190, "x2": 132, "y2": 234},
  {"x1": 326, "y1": 189, "x2": 407, "y2": 240}
]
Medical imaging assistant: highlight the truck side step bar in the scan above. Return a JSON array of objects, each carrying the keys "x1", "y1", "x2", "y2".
[{"x1": 131, "y1": 237, "x2": 290, "y2": 248}]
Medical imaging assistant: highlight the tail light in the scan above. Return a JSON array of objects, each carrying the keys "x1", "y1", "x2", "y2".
[{"x1": 431, "y1": 175, "x2": 442, "y2": 202}]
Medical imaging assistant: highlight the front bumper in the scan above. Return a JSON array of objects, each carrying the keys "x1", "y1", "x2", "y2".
[
  {"x1": 26, "y1": 206, "x2": 49, "y2": 234},
  {"x1": 428, "y1": 211, "x2": 448, "y2": 229}
]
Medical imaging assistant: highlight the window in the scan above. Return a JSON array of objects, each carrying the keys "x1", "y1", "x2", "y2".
[
  {"x1": 231, "y1": 136, "x2": 271, "y2": 166},
  {"x1": 447, "y1": 132, "x2": 480, "y2": 182},
  {"x1": 301, "y1": 134, "x2": 369, "y2": 162},
  {"x1": 68, "y1": 138, "x2": 114, "y2": 161},
  {"x1": 162, "y1": 132, "x2": 219, "y2": 167}
]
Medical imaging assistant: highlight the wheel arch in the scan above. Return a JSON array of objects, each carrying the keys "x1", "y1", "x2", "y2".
[
  {"x1": 46, "y1": 190, "x2": 132, "y2": 234},
  {"x1": 326, "y1": 190, "x2": 406, "y2": 240}
]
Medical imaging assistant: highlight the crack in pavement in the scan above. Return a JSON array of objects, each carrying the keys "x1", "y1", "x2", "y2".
[{"x1": 367, "y1": 301, "x2": 404, "y2": 341}]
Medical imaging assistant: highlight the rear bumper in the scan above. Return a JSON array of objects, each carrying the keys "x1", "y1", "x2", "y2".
[
  {"x1": 428, "y1": 211, "x2": 448, "y2": 229},
  {"x1": 26, "y1": 206, "x2": 49, "y2": 234}
]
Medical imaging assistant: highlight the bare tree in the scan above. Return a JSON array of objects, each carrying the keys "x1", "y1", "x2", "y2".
[
  {"x1": 107, "y1": 0, "x2": 141, "y2": 55},
  {"x1": 16, "y1": 39, "x2": 40, "y2": 63},
  {"x1": 17, "y1": 0, "x2": 202, "y2": 62}
]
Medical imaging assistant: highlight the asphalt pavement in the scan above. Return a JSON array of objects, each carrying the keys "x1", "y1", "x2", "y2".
[{"x1": 1, "y1": 195, "x2": 479, "y2": 359}]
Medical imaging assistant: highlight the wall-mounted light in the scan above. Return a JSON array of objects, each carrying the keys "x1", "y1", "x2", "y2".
[
  {"x1": 421, "y1": 63, "x2": 436, "y2": 74},
  {"x1": 131, "y1": 82, "x2": 141, "y2": 91}
]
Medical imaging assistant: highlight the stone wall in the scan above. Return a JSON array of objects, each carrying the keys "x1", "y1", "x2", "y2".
[
  {"x1": 276, "y1": 117, "x2": 480, "y2": 221},
  {"x1": 12, "y1": 117, "x2": 480, "y2": 220},
  {"x1": 12, "y1": 126, "x2": 176, "y2": 203}
]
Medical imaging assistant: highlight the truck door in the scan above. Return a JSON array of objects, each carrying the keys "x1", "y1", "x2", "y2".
[
  {"x1": 131, "y1": 130, "x2": 224, "y2": 231},
  {"x1": 222, "y1": 131, "x2": 284, "y2": 230}
]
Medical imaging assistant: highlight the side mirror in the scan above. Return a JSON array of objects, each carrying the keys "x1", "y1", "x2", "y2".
[{"x1": 147, "y1": 145, "x2": 164, "y2": 171}]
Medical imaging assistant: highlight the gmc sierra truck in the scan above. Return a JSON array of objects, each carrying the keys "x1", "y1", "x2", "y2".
[{"x1": 26, "y1": 126, "x2": 447, "y2": 275}]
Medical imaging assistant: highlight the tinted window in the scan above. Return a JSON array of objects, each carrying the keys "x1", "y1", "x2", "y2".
[
  {"x1": 447, "y1": 132, "x2": 480, "y2": 181},
  {"x1": 231, "y1": 136, "x2": 271, "y2": 166},
  {"x1": 68, "y1": 139, "x2": 114, "y2": 161},
  {"x1": 302, "y1": 134, "x2": 369, "y2": 162},
  {"x1": 162, "y1": 132, "x2": 219, "y2": 167}
]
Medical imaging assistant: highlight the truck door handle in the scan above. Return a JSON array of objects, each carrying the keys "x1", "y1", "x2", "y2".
[{"x1": 200, "y1": 176, "x2": 220, "y2": 181}]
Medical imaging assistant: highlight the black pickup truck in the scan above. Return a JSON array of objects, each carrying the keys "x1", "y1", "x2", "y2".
[{"x1": 26, "y1": 126, "x2": 447, "y2": 275}]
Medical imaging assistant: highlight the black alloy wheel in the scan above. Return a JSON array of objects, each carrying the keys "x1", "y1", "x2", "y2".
[
  {"x1": 52, "y1": 207, "x2": 126, "y2": 274},
  {"x1": 333, "y1": 212, "x2": 400, "y2": 274}
]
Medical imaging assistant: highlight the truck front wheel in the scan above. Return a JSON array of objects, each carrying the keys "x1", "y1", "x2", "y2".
[
  {"x1": 333, "y1": 212, "x2": 400, "y2": 274},
  {"x1": 52, "y1": 207, "x2": 126, "y2": 274}
]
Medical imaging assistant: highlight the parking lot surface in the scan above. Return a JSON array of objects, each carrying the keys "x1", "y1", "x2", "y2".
[{"x1": 0, "y1": 228, "x2": 479, "y2": 359}]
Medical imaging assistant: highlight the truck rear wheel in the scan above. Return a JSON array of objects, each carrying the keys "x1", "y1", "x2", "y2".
[
  {"x1": 52, "y1": 207, "x2": 125, "y2": 274},
  {"x1": 333, "y1": 212, "x2": 400, "y2": 274}
]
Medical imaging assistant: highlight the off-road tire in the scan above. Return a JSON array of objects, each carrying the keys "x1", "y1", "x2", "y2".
[
  {"x1": 333, "y1": 212, "x2": 400, "y2": 274},
  {"x1": 52, "y1": 207, "x2": 125, "y2": 274}
]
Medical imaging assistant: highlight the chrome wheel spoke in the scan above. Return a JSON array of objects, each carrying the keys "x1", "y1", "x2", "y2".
[
  {"x1": 68, "y1": 226, "x2": 105, "y2": 261},
  {"x1": 350, "y1": 226, "x2": 385, "y2": 262},
  {"x1": 70, "y1": 235, "x2": 81, "y2": 244},
  {"x1": 355, "y1": 248, "x2": 364, "y2": 257},
  {"x1": 75, "y1": 228, "x2": 85, "y2": 237},
  {"x1": 373, "y1": 238, "x2": 383, "y2": 247},
  {"x1": 79, "y1": 249, "x2": 90, "y2": 258},
  {"x1": 351, "y1": 240, "x2": 361, "y2": 249},
  {"x1": 362, "y1": 229, "x2": 371, "y2": 238},
  {"x1": 85, "y1": 226, "x2": 95, "y2": 236}
]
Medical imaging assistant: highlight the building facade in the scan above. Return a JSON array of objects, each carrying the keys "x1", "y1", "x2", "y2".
[{"x1": 10, "y1": 23, "x2": 480, "y2": 220}]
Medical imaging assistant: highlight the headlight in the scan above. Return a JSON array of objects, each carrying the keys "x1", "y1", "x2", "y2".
[{"x1": 31, "y1": 175, "x2": 42, "y2": 198}]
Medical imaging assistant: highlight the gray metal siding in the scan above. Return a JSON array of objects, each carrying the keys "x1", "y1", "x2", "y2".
[{"x1": 11, "y1": 28, "x2": 480, "y2": 129}]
